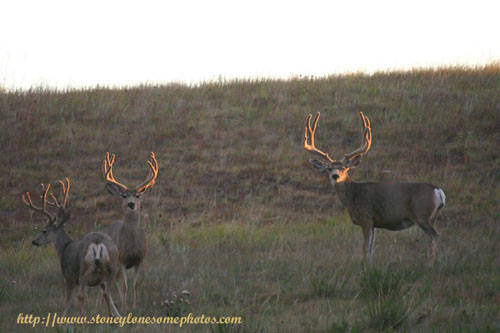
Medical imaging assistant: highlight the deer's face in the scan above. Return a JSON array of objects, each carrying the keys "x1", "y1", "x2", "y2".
[
  {"x1": 106, "y1": 184, "x2": 143, "y2": 212},
  {"x1": 327, "y1": 163, "x2": 351, "y2": 184},
  {"x1": 32, "y1": 222, "x2": 58, "y2": 246},
  {"x1": 120, "y1": 190, "x2": 142, "y2": 212},
  {"x1": 309, "y1": 160, "x2": 354, "y2": 185},
  {"x1": 31, "y1": 208, "x2": 70, "y2": 246}
]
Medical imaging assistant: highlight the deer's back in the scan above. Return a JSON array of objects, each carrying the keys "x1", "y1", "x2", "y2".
[{"x1": 81, "y1": 232, "x2": 119, "y2": 265}]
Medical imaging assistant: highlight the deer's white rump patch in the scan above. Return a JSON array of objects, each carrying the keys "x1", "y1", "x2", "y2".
[
  {"x1": 431, "y1": 188, "x2": 446, "y2": 219},
  {"x1": 434, "y1": 188, "x2": 446, "y2": 208},
  {"x1": 84, "y1": 243, "x2": 109, "y2": 263}
]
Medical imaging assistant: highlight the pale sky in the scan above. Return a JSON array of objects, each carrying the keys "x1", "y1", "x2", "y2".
[{"x1": 1, "y1": 0, "x2": 499, "y2": 90}]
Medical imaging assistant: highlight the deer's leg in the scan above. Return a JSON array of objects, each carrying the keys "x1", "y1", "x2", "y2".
[
  {"x1": 101, "y1": 282, "x2": 121, "y2": 317},
  {"x1": 361, "y1": 224, "x2": 375, "y2": 263},
  {"x1": 132, "y1": 264, "x2": 141, "y2": 309},
  {"x1": 415, "y1": 218, "x2": 439, "y2": 260},
  {"x1": 429, "y1": 206, "x2": 444, "y2": 227},
  {"x1": 76, "y1": 284, "x2": 86, "y2": 315},
  {"x1": 121, "y1": 265, "x2": 128, "y2": 292},
  {"x1": 62, "y1": 282, "x2": 74, "y2": 316},
  {"x1": 96, "y1": 286, "x2": 107, "y2": 309},
  {"x1": 101, "y1": 283, "x2": 112, "y2": 315},
  {"x1": 117, "y1": 265, "x2": 128, "y2": 312},
  {"x1": 369, "y1": 228, "x2": 376, "y2": 255}
]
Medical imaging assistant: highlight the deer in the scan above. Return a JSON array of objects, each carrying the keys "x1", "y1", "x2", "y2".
[
  {"x1": 303, "y1": 112, "x2": 446, "y2": 262},
  {"x1": 23, "y1": 178, "x2": 121, "y2": 317},
  {"x1": 102, "y1": 152, "x2": 158, "y2": 311}
]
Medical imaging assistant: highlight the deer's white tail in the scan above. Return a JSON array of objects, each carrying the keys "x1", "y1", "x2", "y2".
[
  {"x1": 434, "y1": 188, "x2": 446, "y2": 209},
  {"x1": 84, "y1": 243, "x2": 110, "y2": 266},
  {"x1": 431, "y1": 188, "x2": 446, "y2": 220}
]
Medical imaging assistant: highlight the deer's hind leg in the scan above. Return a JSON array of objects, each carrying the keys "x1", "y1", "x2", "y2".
[
  {"x1": 101, "y1": 281, "x2": 121, "y2": 317},
  {"x1": 413, "y1": 216, "x2": 439, "y2": 260},
  {"x1": 76, "y1": 284, "x2": 86, "y2": 315},
  {"x1": 62, "y1": 281, "x2": 75, "y2": 316},
  {"x1": 77, "y1": 266, "x2": 94, "y2": 315},
  {"x1": 412, "y1": 194, "x2": 441, "y2": 260}
]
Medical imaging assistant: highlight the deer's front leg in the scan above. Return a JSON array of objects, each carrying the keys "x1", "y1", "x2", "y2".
[
  {"x1": 132, "y1": 264, "x2": 141, "y2": 309},
  {"x1": 117, "y1": 265, "x2": 128, "y2": 312},
  {"x1": 361, "y1": 224, "x2": 375, "y2": 263}
]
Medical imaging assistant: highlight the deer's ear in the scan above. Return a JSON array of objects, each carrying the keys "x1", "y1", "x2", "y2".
[
  {"x1": 309, "y1": 159, "x2": 330, "y2": 172},
  {"x1": 344, "y1": 156, "x2": 361, "y2": 168},
  {"x1": 106, "y1": 183, "x2": 124, "y2": 196}
]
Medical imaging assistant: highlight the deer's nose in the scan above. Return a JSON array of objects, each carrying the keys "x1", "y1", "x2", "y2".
[
  {"x1": 332, "y1": 174, "x2": 339, "y2": 181},
  {"x1": 128, "y1": 202, "x2": 135, "y2": 209},
  {"x1": 32, "y1": 240, "x2": 39, "y2": 246}
]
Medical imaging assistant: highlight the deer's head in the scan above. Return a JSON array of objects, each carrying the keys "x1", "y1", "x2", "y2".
[
  {"x1": 23, "y1": 178, "x2": 72, "y2": 246},
  {"x1": 103, "y1": 152, "x2": 158, "y2": 212},
  {"x1": 304, "y1": 112, "x2": 372, "y2": 185}
]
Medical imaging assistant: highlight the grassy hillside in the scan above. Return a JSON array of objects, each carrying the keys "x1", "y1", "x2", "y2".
[{"x1": 0, "y1": 65, "x2": 499, "y2": 331}]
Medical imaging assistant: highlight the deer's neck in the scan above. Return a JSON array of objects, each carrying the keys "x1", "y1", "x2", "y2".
[
  {"x1": 123, "y1": 210, "x2": 141, "y2": 229},
  {"x1": 334, "y1": 176, "x2": 355, "y2": 210},
  {"x1": 54, "y1": 228, "x2": 73, "y2": 259}
]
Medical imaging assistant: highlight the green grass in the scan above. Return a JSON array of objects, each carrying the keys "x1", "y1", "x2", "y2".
[
  {"x1": 0, "y1": 65, "x2": 499, "y2": 331},
  {"x1": 360, "y1": 264, "x2": 422, "y2": 330}
]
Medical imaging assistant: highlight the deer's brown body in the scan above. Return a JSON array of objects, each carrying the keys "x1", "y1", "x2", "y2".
[
  {"x1": 104, "y1": 213, "x2": 147, "y2": 270},
  {"x1": 57, "y1": 232, "x2": 118, "y2": 287},
  {"x1": 25, "y1": 178, "x2": 121, "y2": 316},
  {"x1": 304, "y1": 112, "x2": 446, "y2": 262},
  {"x1": 335, "y1": 181, "x2": 444, "y2": 231}
]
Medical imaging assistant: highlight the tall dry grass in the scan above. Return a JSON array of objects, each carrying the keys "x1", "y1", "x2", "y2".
[{"x1": 0, "y1": 65, "x2": 499, "y2": 331}]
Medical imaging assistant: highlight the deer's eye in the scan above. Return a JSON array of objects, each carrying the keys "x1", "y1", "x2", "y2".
[
  {"x1": 121, "y1": 195, "x2": 127, "y2": 198},
  {"x1": 42, "y1": 230, "x2": 47, "y2": 234}
]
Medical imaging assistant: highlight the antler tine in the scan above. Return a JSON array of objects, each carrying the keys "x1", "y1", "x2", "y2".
[
  {"x1": 341, "y1": 112, "x2": 372, "y2": 163},
  {"x1": 304, "y1": 112, "x2": 335, "y2": 163},
  {"x1": 44, "y1": 177, "x2": 71, "y2": 209},
  {"x1": 104, "y1": 152, "x2": 128, "y2": 190},
  {"x1": 59, "y1": 177, "x2": 71, "y2": 208},
  {"x1": 135, "y1": 152, "x2": 159, "y2": 193},
  {"x1": 37, "y1": 181, "x2": 58, "y2": 208},
  {"x1": 22, "y1": 184, "x2": 54, "y2": 221},
  {"x1": 46, "y1": 192, "x2": 60, "y2": 207},
  {"x1": 40, "y1": 183, "x2": 50, "y2": 211}
]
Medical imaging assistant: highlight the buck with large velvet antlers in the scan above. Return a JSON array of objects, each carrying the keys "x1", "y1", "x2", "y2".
[
  {"x1": 102, "y1": 152, "x2": 158, "y2": 310},
  {"x1": 304, "y1": 112, "x2": 446, "y2": 262},
  {"x1": 24, "y1": 178, "x2": 121, "y2": 316}
]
